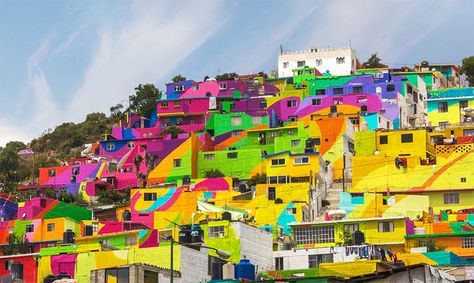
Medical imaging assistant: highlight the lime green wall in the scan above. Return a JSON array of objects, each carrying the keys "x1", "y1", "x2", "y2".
[
  {"x1": 198, "y1": 148, "x2": 264, "y2": 179},
  {"x1": 206, "y1": 112, "x2": 269, "y2": 137},
  {"x1": 202, "y1": 220, "x2": 241, "y2": 264}
]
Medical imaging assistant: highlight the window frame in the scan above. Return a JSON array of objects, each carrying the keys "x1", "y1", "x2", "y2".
[
  {"x1": 401, "y1": 133, "x2": 413, "y2": 143},
  {"x1": 379, "y1": 135, "x2": 388, "y2": 144},
  {"x1": 208, "y1": 226, "x2": 225, "y2": 238},
  {"x1": 271, "y1": 158, "x2": 286, "y2": 166},
  {"x1": 438, "y1": 101, "x2": 448, "y2": 113},
  {"x1": 173, "y1": 159, "x2": 182, "y2": 168},
  {"x1": 144, "y1": 193, "x2": 157, "y2": 201},
  {"x1": 377, "y1": 221, "x2": 394, "y2": 233},
  {"x1": 444, "y1": 193, "x2": 459, "y2": 204}
]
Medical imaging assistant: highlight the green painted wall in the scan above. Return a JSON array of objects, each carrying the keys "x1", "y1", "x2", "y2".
[
  {"x1": 206, "y1": 112, "x2": 269, "y2": 137},
  {"x1": 354, "y1": 131, "x2": 376, "y2": 156},
  {"x1": 198, "y1": 148, "x2": 264, "y2": 179},
  {"x1": 308, "y1": 76, "x2": 357, "y2": 95}
]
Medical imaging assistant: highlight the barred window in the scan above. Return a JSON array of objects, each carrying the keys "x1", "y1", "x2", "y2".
[
  {"x1": 208, "y1": 226, "x2": 225, "y2": 238},
  {"x1": 293, "y1": 225, "x2": 334, "y2": 245},
  {"x1": 271, "y1": 158, "x2": 286, "y2": 166},
  {"x1": 444, "y1": 193, "x2": 459, "y2": 204},
  {"x1": 144, "y1": 193, "x2": 157, "y2": 201},
  {"x1": 204, "y1": 154, "x2": 215, "y2": 161},
  {"x1": 294, "y1": 157, "x2": 309, "y2": 164},
  {"x1": 462, "y1": 237, "x2": 474, "y2": 248},
  {"x1": 125, "y1": 235, "x2": 137, "y2": 246},
  {"x1": 378, "y1": 221, "x2": 394, "y2": 232},
  {"x1": 344, "y1": 223, "x2": 359, "y2": 233}
]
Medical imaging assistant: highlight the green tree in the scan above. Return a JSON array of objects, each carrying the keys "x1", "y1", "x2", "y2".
[
  {"x1": 161, "y1": 126, "x2": 186, "y2": 139},
  {"x1": 461, "y1": 56, "x2": 474, "y2": 86},
  {"x1": 110, "y1": 103, "x2": 124, "y2": 118},
  {"x1": 130, "y1": 83, "x2": 162, "y2": 117},
  {"x1": 0, "y1": 141, "x2": 26, "y2": 193},
  {"x1": 204, "y1": 168, "x2": 225, "y2": 178},
  {"x1": 215, "y1": 72, "x2": 239, "y2": 81},
  {"x1": 172, "y1": 75, "x2": 187, "y2": 83},
  {"x1": 363, "y1": 53, "x2": 388, "y2": 68},
  {"x1": 248, "y1": 173, "x2": 267, "y2": 187}
]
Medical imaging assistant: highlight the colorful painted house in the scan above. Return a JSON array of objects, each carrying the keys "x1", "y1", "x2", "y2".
[{"x1": 427, "y1": 87, "x2": 474, "y2": 128}]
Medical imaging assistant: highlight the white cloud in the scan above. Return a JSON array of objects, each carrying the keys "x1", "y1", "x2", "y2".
[
  {"x1": 67, "y1": 1, "x2": 230, "y2": 121},
  {"x1": 27, "y1": 37, "x2": 60, "y2": 131}
]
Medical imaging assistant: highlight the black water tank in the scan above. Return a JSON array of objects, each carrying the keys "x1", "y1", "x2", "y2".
[
  {"x1": 84, "y1": 225, "x2": 93, "y2": 236},
  {"x1": 44, "y1": 275, "x2": 57, "y2": 283},
  {"x1": 57, "y1": 272, "x2": 71, "y2": 279},
  {"x1": 190, "y1": 228, "x2": 204, "y2": 243},
  {"x1": 182, "y1": 176, "x2": 191, "y2": 185},
  {"x1": 11, "y1": 263, "x2": 23, "y2": 280},
  {"x1": 178, "y1": 230, "x2": 191, "y2": 243},
  {"x1": 122, "y1": 210, "x2": 132, "y2": 221},
  {"x1": 63, "y1": 229, "x2": 75, "y2": 244},
  {"x1": 330, "y1": 105, "x2": 337, "y2": 113},
  {"x1": 222, "y1": 212, "x2": 232, "y2": 221},
  {"x1": 353, "y1": 231, "x2": 365, "y2": 245}
]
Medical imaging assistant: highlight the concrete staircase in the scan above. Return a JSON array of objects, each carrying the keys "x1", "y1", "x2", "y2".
[{"x1": 314, "y1": 181, "x2": 350, "y2": 221}]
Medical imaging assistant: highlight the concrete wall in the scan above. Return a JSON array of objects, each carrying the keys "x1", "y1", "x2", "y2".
[
  {"x1": 235, "y1": 222, "x2": 273, "y2": 272},
  {"x1": 180, "y1": 245, "x2": 210, "y2": 283}
]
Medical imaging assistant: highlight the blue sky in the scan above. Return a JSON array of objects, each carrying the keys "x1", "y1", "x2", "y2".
[{"x1": 1, "y1": 0, "x2": 473, "y2": 146}]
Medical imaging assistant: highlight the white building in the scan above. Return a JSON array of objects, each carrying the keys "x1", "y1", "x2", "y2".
[{"x1": 278, "y1": 47, "x2": 359, "y2": 78}]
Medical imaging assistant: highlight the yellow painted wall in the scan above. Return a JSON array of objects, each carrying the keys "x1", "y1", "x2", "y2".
[{"x1": 375, "y1": 130, "x2": 427, "y2": 157}]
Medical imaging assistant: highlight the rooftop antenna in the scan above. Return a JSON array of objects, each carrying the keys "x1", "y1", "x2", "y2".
[
  {"x1": 280, "y1": 44, "x2": 283, "y2": 55},
  {"x1": 349, "y1": 38, "x2": 352, "y2": 48}
]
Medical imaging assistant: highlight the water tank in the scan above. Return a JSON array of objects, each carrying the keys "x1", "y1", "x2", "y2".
[
  {"x1": 63, "y1": 229, "x2": 75, "y2": 244},
  {"x1": 235, "y1": 259, "x2": 255, "y2": 281},
  {"x1": 222, "y1": 212, "x2": 232, "y2": 221},
  {"x1": 182, "y1": 176, "x2": 191, "y2": 185},
  {"x1": 223, "y1": 262, "x2": 235, "y2": 280},
  {"x1": 353, "y1": 231, "x2": 365, "y2": 245},
  {"x1": 11, "y1": 263, "x2": 23, "y2": 280},
  {"x1": 44, "y1": 275, "x2": 57, "y2": 283},
  {"x1": 178, "y1": 230, "x2": 191, "y2": 243},
  {"x1": 84, "y1": 225, "x2": 93, "y2": 236},
  {"x1": 190, "y1": 227, "x2": 204, "y2": 243},
  {"x1": 122, "y1": 210, "x2": 132, "y2": 221}
]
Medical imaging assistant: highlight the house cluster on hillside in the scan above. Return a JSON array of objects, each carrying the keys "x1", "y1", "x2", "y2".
[{"x1": 1, "y1": 47, "x2": 473, "y2": 282}]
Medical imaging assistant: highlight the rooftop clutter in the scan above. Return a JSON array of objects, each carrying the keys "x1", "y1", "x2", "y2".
[{"x1": 1, "y1": 54, "x2": 474, "y2": 282}]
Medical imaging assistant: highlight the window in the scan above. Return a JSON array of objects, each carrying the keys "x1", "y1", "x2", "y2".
[
  {"x1": 174, "y1": 85, "x2": 184, "y2": 92},
  {"x1": 386, "y1": 84, "x2": 395, "y2": 92},
  {"x1": 444, "y1": 193, "x2": 459, "y2": 204},
  {"x1": 460, "y1": 100, "x2": 468, "y2": 110},
  {"x1": 379, "y1": 135, "x2": 388, "y2": 144},
  {"x1": 344, "y1": 223, "x2": 359, "y2": 233},
  {"x1": 72, "y1": 167, "x2": 80, "y2": 176},
  {"x1": 286, "y1": 207, "x2": 297, "y2": 215},
  {"x1": 48, "y1": 169, "x2": 56, "y2": 177},
  {"x1": 173, "y1": 159, "x2": 181, "y2": 167},
  {"x1": 316, "y1": 89, "x2": 325, "y2": 95},
  {"x1": 283, "y1": 62, "x2": 289, "y2": 68},
  {"x1": 308, "y1": 255, "x2": 318, "y2": 268},
  {"x1": 348, "y1": 141, "x2": 355, "y2": 154},
  {"x1": 92, "y1": 222, "x2": 99, "y2": 232},
  {"x1": 193, "y1": 84, "x2": 199, "y2": 91},
  {"x1": 105, "y1": 268, "x2": 129, "y2": 283},
  {"x1": 219, "y1": 83, "x2": 227, "y2": 90},
  {"x1": 288, "y1": 115, "x2": 297, "y2": 122},
  {"x1": 312, "y1": 98, "x2": 321, "y2": 106},
  {"x1": 252, "y1": 116, "x2": 262, "y2": 125},
  {"x1": 227, "y1": 152, "x2": 238, "y2": 159},
  {"x1": 160, "y1": 101, "x2": 168, "y2": 108},
  {"x1": 352, "y1": 86, "x2": 363, "y2": 93},
  {"x1": 462, "y1": 237, "x2": 474, "y2": 248},
  {"x1": 231, "y1": 116, "x2": 242, "y2": 126},
  {"x1": 144, "y1": 193, "x2": 157, "y2": 201},
  {"x1": 231, "y1": 131, "x2": 243, "y2": 137},
  {"x1": 291, "y1": 140, "x2": 300, "y2": 147},
  {"x1": 294, "y1": 157, "x2": 309, "y2": 164},
  {"x1": 438, "y1": 121, "x2": 449, "y2": 129},
  {"x1": 47, "y1": 223, "x2": 55, "y2": 232},
  {"x1": 8, "y1": 227, "x2": 13, "y2": 234},
  {"x1": 260, "y1": 100, "x2": 267, "y2": 108},
  {"x1": 208, "y1": 226, "x2": 225, "y2": 238},
  {"x1": 125, "y1": 235, "x2": 136, "y2": 246},
  {"x1": 271, "y1": 158, "x2": 286, "y2": 166},
  {"x1": 287, "y1": 100, "x2": 297, "y2": 107},
  {"x1": 464, "y1": 129, "x2": 474, "y2": 136},
  {"x1": 293, "y1": 225, "x2": 335, "y2": 244},
  {"x1": 26, "y1": 224, "x2": 34, "y2": 233},
  {"x1": 106, "y1": 142, "x2": 115, "y2": 151},
  {"x1": 438, "y1": 102, "x2": 448, "y2": 113},
  {"x1": 374, "y1": 71, "x2": 384, "y2": 79},
  {"x1": 204, "y1": 154, "x2": 215, "y2": 161},
  {"x1": 401, "y1": 133, "x2": 413, "y2": 143},
  {"x1": 378, "y1": 221, "x2": 394, "y2": 232},
  {"x1": 297, "y1": 60, "x2": 306, "y2": 68},
  {"x1": 268, "y1": 187, "x2": 276, "y2": 201},
  {"x1": 461, "y1": 177, "x2": 467, "y2": 183},
  {"x1": 333, "y1": 98, "x2": 343, "y2": 105},
  {"x1": 315, "y1": 59, "x2": 322, "y2": 66},
  {"x1": 275, "y1": 257, "x2": 284, "y2": 270},
  {"x1": 313, "y1": 138, "x2": 321, "y2": 145},
  {"x1": 336, "y1": 57, "x2": 345, "y2": 64},
  {"x1": 333, "y1": 88, "x2": 343, "y2": 95}
]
